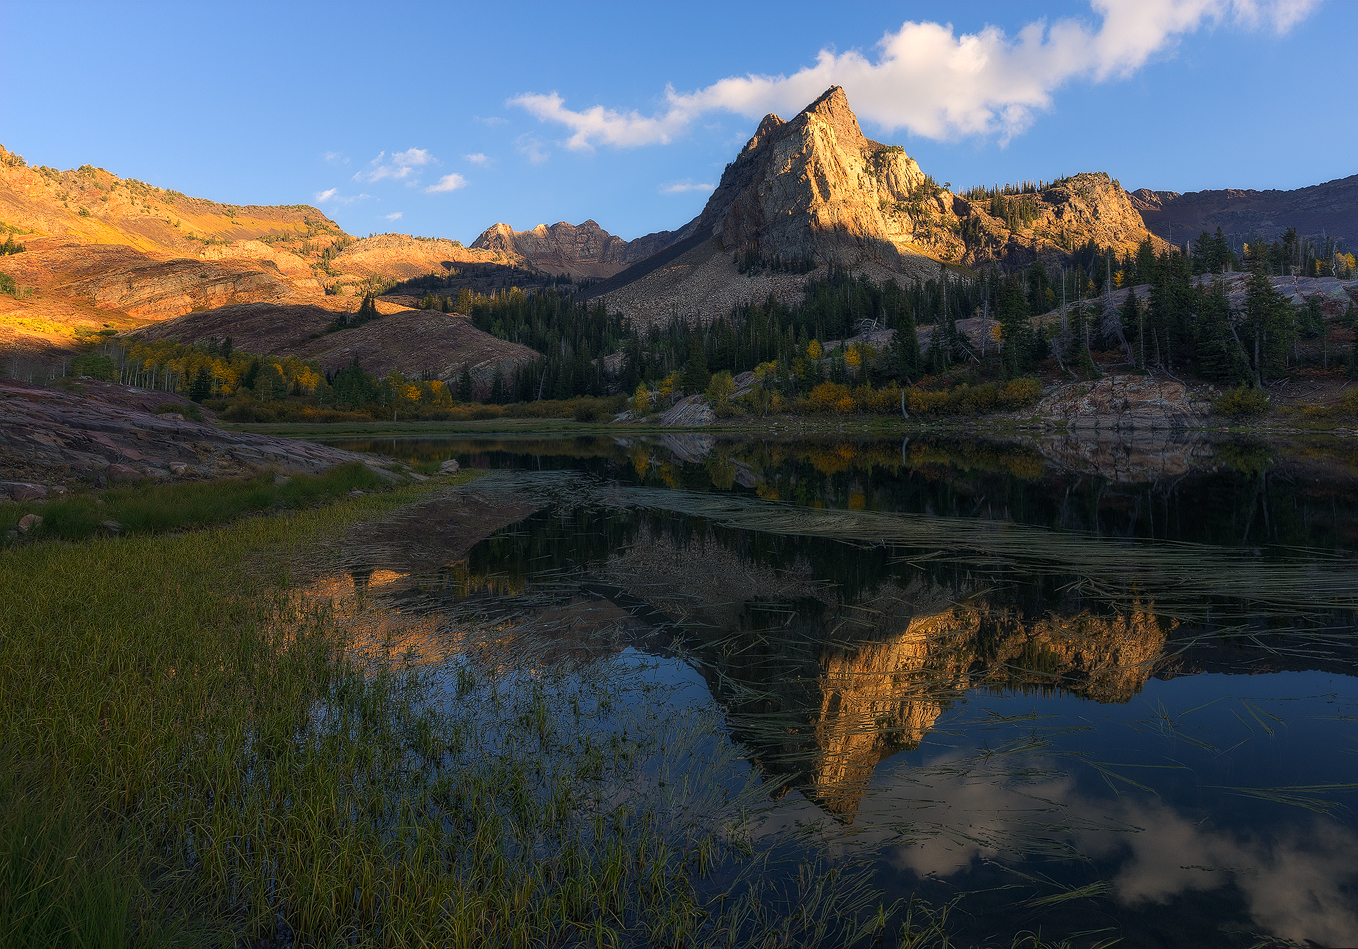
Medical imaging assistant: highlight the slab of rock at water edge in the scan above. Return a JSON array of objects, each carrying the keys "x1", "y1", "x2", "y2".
[
  {"x1": 658, "y1": 394, "x2": 717, "y2": 427},
  {"x1": 1, "y1": 379, "x2": 374, "y2": 485},
  {"x1": 1034, "y1": 374, "x2": 1212, "y2": 431}
]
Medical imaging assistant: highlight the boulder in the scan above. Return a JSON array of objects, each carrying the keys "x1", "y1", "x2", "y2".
[
  {"x1": 17, "y1": 513, "x2": 42, "y2": 533},
  {"x1": 438, "y1": 459, "x2": 460, "y2": 474},
  {"x1": 1034, "y1": 374, "x2": 1212, "y2": 431},
  {"x1": 0, "y1": 482, "x2": 47, "y2": 502}
]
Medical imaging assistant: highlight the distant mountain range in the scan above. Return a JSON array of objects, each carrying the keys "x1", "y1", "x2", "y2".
[{"x1": 1131, "y1": 176, "x2": 1358, "y2": 250}]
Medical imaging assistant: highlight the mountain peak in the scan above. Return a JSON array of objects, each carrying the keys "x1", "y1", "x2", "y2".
[
  {"x1": 742, "y1": 113, "x2": 786, "y2": 155},
  {"x1": 689, "y1": 86, "x2": 1162, "y2": 274},
  {"x1": 798, "y1": 86, "x2": 867, "y2": 147}
]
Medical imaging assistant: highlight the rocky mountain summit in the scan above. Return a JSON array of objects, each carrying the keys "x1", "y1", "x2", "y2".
[
  {"x1": 594, "y1": 87, "x2": 1167, "y2": 324},
  {"x1": 1132, "y1": 174, "x2": 1358, "y2": 247},
  {"x1": 692, "y1": 86, "x2": 1164, "y2": 271},
  {"x1": 470, "y1": 219, "x2": 691, "y2": 280}
]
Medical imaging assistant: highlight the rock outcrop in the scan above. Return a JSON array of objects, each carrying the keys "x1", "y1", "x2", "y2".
[
  {"x1": 1034, "y1": 374, "x2": 1213, "y2": 431},
  {"x1": 0, "y1": 379, "x2": 374, "y2": 483}
]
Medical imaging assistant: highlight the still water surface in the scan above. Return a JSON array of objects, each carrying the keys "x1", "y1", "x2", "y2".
[{"x1": 317, "y1": 433, "x2": 1358, "y2": 947}]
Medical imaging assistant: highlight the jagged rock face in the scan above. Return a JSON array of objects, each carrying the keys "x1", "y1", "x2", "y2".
[
  {"x1": 695, "y1": 86, "x2": 1166, "y2": 271},
  {"x1": 1131, "y1": 174, "x2": 1358, "y2": 246},
  {"x1": 470, "y1": 219, "x2": 691, "y2": 280},
  {"x1": 698, "y1": 86, "x2": 932, "y2": 267}
]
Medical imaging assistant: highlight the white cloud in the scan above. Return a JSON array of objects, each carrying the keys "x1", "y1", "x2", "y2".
[
  {"x1": 475, "y1": 115, "x2": 509, "y2": 126},
  {"x1": 384, "y1": 212, "x2": 403, "y2": 221},
  {"x1": 511, "y1": 0, "x2": 1318, "y2": 147},
  {"x1": 516, "y1": 135, "x2": 550, "y2": 164},
  {"x1": 322, "y1": 151, "x2": 349, "y2": 165},
  {"x1": 426, "y1": 173, "x2": 468, "y2": 194},
  {"x1": 355, "y1": 148, "x2": 435, "y2": 183},
  {"x1": 659, "y1": 180, "x2": 716, "y2": 195},
  {"x1": 465, "y1": 152, "x2": 492, "y2": 166},
  {"x1": 313, "y1": 189, "x2": 369, "y2": 206}
]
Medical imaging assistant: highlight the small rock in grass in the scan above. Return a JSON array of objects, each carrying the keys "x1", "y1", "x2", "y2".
[
  {"x1": 107, "y1": 464, "x2": 142, "y2": 483},
  {"x1": 349, "y1": 488, "x2": 365, "y2": 497},
  {"x1": 17, "y1": 513, "x2": 42, "y2": 533},
  {"x1": 100, "y1": 520, "x2": 123, "y2": 534},
  {"x1": 168, "y1": 463, "x2": 188, "y2": 475},
  {"x1": 438, "y1": 459, "x2": 460, "y2": 474},
  {"x1": 273, "y1": 473, "x2": 291, "y2": 486}
]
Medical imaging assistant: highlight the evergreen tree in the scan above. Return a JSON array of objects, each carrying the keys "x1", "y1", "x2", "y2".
[
  {"x1": 996, "y1": 277, "x2": 1031, "y2": 377},
  {"x1": 357, "y1": 293, "x2": 379, "y2": 324},
  {"x1": 886, "y1": 309, "x2": 920, "y2": 382},
  {"x1": 241, "y1": 357, "x2": 261, "y2": 391},
  {"x1": 682, "y1": 333, "x2": 708, "y2": 392},
  {"x1": 332, "y1": 358, "x2": 378, "y2": 408},
  {"x1": 1195, "y1": 283, "x2": 1250, "y2": 385},
  {"x1": 189, "y1": 365, "x2": 213, "y2": 402},
  {"x1": 457, "y1": 366, "x2": 474, "y2": 402},
  {"x1": 1242, "y1": 272, "x2": 1295, "y2": 384}
]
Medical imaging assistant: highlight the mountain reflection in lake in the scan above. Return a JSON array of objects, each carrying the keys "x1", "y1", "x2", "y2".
[{"x1": 314, "y1": 434, "x2": 1358, "y2": 947}]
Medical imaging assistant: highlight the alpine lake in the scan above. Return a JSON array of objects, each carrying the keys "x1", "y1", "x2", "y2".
[{"x1": 302, "y1": 429, "x2": 1358, "y2": 948}]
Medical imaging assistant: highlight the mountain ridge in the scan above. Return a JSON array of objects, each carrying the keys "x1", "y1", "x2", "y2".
[
  {"x1": 1131, "y1": 175, "x2": 1358, "y2": 249},
  {"x1": 470, "y1": 218, "x2": 697, "y2": 280}
]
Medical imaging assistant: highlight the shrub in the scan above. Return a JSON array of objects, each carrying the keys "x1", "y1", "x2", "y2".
[
  {"x1": 999, "y1": 377, "x2": 1043, "y2": 408},
  {"x1": 705, "y1": 371, "x2": 738, "y2": 417},
  {"x1": 1213, "y1": 386, "x2": 1270, "y2": 418}
]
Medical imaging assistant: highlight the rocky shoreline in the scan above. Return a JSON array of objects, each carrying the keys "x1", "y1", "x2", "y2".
[{"x1": 0, "y1": 379, "x2": 382, "y2": 496}]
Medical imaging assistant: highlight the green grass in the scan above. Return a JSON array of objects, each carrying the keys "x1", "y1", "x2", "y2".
[
  {"x1": 0, "y1": 756, "x2": 142, "y2": 949},
  {"x1": 1, "y1": 462, "x2": 390, "y2": 541}
]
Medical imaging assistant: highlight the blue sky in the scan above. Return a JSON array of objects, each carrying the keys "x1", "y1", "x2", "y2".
[{"x1": 2, "y1": 0, "x2": 1353, "y2": 243}]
